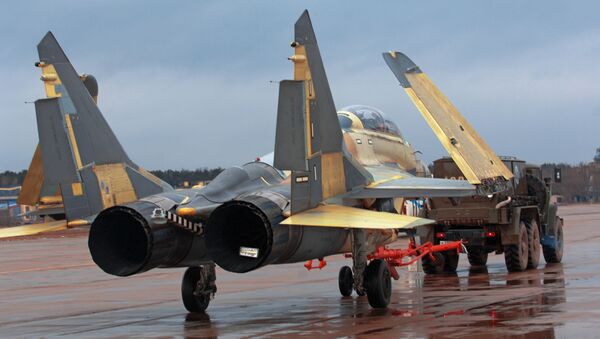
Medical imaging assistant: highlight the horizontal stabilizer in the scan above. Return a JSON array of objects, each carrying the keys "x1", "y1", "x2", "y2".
[
  {"x1": 383, "y1": 51, "x2": 513, "y2": 185},
  {"x1": 0, "y1": 221, "x2": 67, "y2": 239},
  {"x1": 280, "y1": 204, "x2": 434, "y2": 229},
  {"x1": 345, "y1": 177, "x2": 475, "y2": 199}
]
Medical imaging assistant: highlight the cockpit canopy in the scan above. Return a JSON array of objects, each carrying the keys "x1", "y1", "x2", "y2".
[{"x1": 337, "y1": 105, "x2": 403, "y2": 139}]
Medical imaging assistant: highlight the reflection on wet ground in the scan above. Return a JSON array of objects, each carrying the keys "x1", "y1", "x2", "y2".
[{"x1": 0, "y1": 204, "x2": 599, "y2": 338}]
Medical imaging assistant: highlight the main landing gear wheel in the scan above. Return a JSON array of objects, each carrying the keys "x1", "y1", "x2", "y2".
[
  {"x1": 543, "y1": 217, "x2": 564, "y2": 263},
  {"x1": 364, "y1": 259, "x2": 392, "y2": 308},
  {"x1": 181, "y1": 266, "x2": 215, "y2": 313},
  {"x1": 504, "y1": 221, "x2": 529, "y2": 272},
  {"x1": 338, "y1": 266, "x2": 354, "y2": 297},
  {"x1": 527, "y1": 220, "x2": 541, "y2": 269},
  {"x1": 467, "y1": 247, "x2": 489, "y2": 266}
]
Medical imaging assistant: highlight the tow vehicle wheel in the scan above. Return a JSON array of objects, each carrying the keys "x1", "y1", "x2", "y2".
[
  {"x1": 504, "y1": 221, "x2": 529, "y2": 272},
  {"x1": 443, "y1": 251, "x2": 459, "y2": 273},
  {"x1": 422, "y1": 252, "x2": 445, "y2": 274},
  {"x1": 182, "y1": 267, "x2": 211, "y2": 313},
  {"x1": 364, "y1": 259, "x2": 392, "y2": 308},
  {"x1": 543, "y1": 217, "x2": 564, "y2": 263},
  {"x1": 467, "y1": 247, "x2": 489, "y2": 266},
  {"x1": 527, "y1": 220, "x2": 541, "y2": 269},
  {"x1": 338, "y1": 266, "x2": 354, "y2": 297}
]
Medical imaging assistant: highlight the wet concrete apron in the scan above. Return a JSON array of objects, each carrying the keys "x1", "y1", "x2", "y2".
[{"x1": 0, "y1": 204, "x2": 598, "y2": 338}]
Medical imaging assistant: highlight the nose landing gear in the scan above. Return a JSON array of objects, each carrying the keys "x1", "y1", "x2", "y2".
[
  {"x1": 338, "y1": 236, "x2": 464, "y2": 308},
  {"x1": 181, "y1": 264, "x2": 217, "y2": 313}
]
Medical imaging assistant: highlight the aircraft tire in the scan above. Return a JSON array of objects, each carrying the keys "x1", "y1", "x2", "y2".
[
  {"x1": 543, "y1": 217, "x2": 564, "y2": 263},
  {"x1": 338, "y1": 266, "x2": 354, "y2": 297},
  {"x1": 364, "y1": 259, "x2": 391, "y2": 308},
  {"x1": 504, "y1": 221, "x2": 529, "y2": 272},
  {"x1": 181, "y1": 267, "x2": 210, "y2": 313},
  {"x1": 527, "y1": 220, "x2": 541, "y2": 269},
  {"x1": 467, "y1": 247, "x2": 489, "y2": 266}
]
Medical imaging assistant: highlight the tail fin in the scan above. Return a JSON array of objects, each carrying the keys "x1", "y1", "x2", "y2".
[
  {"x1": 19, "y1": 67, "x2": 102, "y2": 217},
  {"x1": 274, "y1": 11, "x2": 370, "y2": 213},
  {"x1": 383, "y1": 51, "x2": 513, "y2": 188},
  {"x1": 37, "y1": 32, "x2": 132, "y2": 166},
  {"x1": 23, "y1": 32, "x2": 172, "y2": 220}
]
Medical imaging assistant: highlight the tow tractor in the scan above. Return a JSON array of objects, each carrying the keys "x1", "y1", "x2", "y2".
[{"x1": 420, "y1": 156, "x2": 563, "y2": 273}]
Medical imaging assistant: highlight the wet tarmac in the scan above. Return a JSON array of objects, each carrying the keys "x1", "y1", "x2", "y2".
[{"x1": 0, "y1": 204, "x2": 599, "y2": 338}]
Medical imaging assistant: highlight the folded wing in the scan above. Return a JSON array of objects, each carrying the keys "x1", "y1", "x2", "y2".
[{"x1": 383, "y1": 51, "x2": 513, "y2": 186}]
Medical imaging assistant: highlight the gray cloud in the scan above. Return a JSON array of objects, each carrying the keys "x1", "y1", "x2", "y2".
[{"x1": 1, "y1": 1, "x2": 598, "y2": 170}]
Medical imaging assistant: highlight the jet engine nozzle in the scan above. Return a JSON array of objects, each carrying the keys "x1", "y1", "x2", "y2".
[
  {"x1": 204, "y1": 196, "x2": 285, "y2": 273},
  {"x1": 89, "y1": 201, "x2": 204, "y2": 277}
]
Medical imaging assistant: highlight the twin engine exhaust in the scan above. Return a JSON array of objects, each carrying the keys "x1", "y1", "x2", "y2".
[
  {"x1": 89, "y1": 194, "x2": 347, "y2": 276},
  {"x1": 89, "y1": 201, "x2": 207, "y2": 276},
  {"x1": 204, "y1": 196, "x2": 286, "y2": 273}
]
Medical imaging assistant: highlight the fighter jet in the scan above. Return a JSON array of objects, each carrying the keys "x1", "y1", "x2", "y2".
[{"x1": 17, "y1": 10, "x2": 512, "y2": 310}]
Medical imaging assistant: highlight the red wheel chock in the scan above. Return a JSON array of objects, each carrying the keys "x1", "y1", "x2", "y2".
[{"x1": 304, "y1": 258, "x2": 327, "y2": 271}]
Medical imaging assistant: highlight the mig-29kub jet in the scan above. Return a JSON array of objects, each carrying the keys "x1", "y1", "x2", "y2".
[{"x1": 22, "y1": 10, "x2": 512, "y2": 311}]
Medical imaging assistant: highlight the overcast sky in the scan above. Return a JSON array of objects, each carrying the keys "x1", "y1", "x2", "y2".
[{"x1": 1, "y1": 1, "x2": 598, "y2": 170}]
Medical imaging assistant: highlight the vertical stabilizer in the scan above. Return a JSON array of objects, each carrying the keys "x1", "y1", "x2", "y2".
[
  {"x1": 37, "y1": 32, "x2": 132, "y2": 166},
  {"x1": 274, "y1": 11, "x2": 370, "y2": 213}
]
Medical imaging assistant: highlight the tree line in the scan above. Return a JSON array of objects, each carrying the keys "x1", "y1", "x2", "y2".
[
  {"x1": 0, "y1": 168, "x2": 224, "y2": 189},
  {"x1": 149, "y1": 168, "x2": 224, "y2": 187},
  {"x1": 2, "y1": 147, "x2": 600, "y2": 203},
  {"x1": 0, "y1": 170, "x2": 27, "y2": 188},
  {"x1": 541, "y1": 162, "x2": 600, "y2": 203}
]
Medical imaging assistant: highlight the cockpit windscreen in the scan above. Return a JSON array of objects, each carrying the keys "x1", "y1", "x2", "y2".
[{"x1": 339, "y1": 105, "x2": 403, "y2": 139}]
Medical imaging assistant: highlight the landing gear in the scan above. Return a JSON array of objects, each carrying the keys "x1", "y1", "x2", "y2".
[
  {"x1": 504, "y1": 221, "x2": 529, "y2": 272},
  {"x1": 350, "y1": 229, "x2": 368, "y2": 296},
  {"x1": 339, "y1": 233, "x2": 464, "y2": 308},
  {"x1": 364, "y1": 259, "x2": 392, "y2": 308},
  {"x1": 181, "y1": 264, "x2": 217, "y2": 313},
  {"x1": 338, "y1": 266, "x2": 354, "y2": 297}
]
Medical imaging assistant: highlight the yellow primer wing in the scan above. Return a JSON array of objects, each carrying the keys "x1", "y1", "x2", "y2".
[
  {"x1": 383, "y1": 52, "x2": 513, "y2": 185},
  {"x1": 0, "y1": 220, "x2": 67, "y2": 239},
  {"x1": 279, "y1": 204, "x2": 434, "y2": 230}
]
